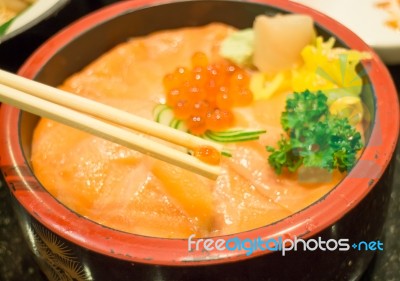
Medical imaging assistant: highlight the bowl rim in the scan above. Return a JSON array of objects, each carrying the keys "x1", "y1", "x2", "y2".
[{"x1": 0, "y1": 0, "x2": 399, "y2": 266}]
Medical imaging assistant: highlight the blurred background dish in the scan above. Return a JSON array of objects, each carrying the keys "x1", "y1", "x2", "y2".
[
  {"x1": 0, "y1": 0, "x2": 68, "y2": 43},
  {"x1": 291, "y1": 0, "x2": 400, "y2": 64}
]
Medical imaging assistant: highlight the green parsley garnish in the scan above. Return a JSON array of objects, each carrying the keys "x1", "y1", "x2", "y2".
[{"x1": 267, "y1": 90, "x2": 363, "y2": 174}]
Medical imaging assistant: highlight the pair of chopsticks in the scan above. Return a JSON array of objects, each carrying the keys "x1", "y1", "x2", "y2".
[{"x1": 0, "y1": 69, "x2": 224, "y2": 180}]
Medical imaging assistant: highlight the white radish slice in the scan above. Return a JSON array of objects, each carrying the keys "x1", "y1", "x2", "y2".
[{"x1": 253, "y1": 14, "x2": 315, "y2": 73}]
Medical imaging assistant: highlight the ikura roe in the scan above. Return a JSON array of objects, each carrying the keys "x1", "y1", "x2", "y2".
[
  {"x1": 163, "y1": 52, "x2": 253, "y2": 135},
  {"x1": 193, "y1": 145, "x2": 221, "y2": 165}
]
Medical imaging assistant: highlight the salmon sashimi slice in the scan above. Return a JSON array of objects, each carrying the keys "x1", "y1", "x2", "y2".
[{"x1": 151, "y1": 162, "x2": 215, "y2": 236}]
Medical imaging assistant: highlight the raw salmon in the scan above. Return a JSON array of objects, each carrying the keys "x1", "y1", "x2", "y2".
[{"x1": 32, "y1": 23, "x2": 345, "y2": 238}]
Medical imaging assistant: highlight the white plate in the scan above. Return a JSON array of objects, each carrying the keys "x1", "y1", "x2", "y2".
[
  {"x1": 292, "y1": 0, "x2": 400, "y2": 64},
  {"x1": 0, "y1": 0, "x2": 68, "y2": 43}
]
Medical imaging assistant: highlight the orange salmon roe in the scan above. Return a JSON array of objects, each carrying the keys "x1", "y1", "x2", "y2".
[
  {"x1": 163, "y1": 52, "x2": 253, "y2": 135},
  {"x1": 193, "y1": 145, "x2": 221, "y2": 165}
]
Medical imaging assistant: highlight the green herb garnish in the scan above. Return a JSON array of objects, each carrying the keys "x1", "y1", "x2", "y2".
[
  {"x1": 0, "y1": 18, "x2": 15, "y2": 37},
  {"x1": 267, "y1": 90, "x2": 363, "y2": 174},
  {"x1": 203, "y1": 129, "x2": 266, "y2": 143},
  {"x1": 153, "y1": 104, "x2": 266, "y2": 143}
]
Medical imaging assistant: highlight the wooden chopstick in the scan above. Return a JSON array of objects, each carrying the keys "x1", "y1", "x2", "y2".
[
  {"x1": 0, "y1": 70, "x2": 222, "y2": 180},
  {"x1": 0, "y1": 69, "x2": 224, "y2": 152}
]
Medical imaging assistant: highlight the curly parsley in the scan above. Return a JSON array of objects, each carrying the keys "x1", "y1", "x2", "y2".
[{"x1": 267, "y1": 90, "x2": 363, "y2": 174}]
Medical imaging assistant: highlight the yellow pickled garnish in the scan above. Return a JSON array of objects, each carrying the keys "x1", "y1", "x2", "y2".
[
  {"x1": 329, "y1": 96, "x2": 363, "y2": 125},
  {"x1": 292, "y1": 36, "x2": 371, "y2": 103},
  {"x1": 250, "y1": 71, "x2": 290, "y2": 100}
]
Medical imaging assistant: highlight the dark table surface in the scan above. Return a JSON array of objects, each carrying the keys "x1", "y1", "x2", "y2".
[{"x1": 0, "y1": 1, "x2": 399, "y2": 280}]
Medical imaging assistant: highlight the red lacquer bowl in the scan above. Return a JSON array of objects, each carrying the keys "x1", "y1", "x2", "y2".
[{"x1": 0, "y1": 0, "x2": 399, "y2": 280}]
